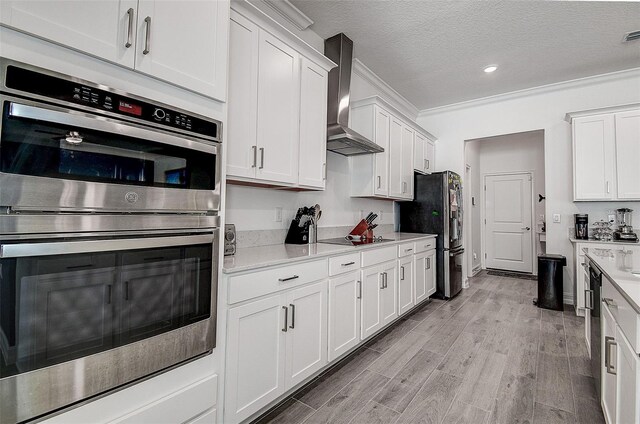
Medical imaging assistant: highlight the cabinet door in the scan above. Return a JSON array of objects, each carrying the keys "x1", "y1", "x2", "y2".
[
  {"x1": 426, "y1": 250, "x2": 437, "y2": 297},
  {"x1": 361, "y1": 266, "x2": 383, "y2": 339},
  {"x1": 398, "y1": 257, "x2": 414, "y2": 316},
  {"x1": 374, "y1": 107, "x2": 391, "y2": 196},
  {"x1": 573, "y1": 114, "x2": 615, "y2": 200},
  {"x1": 601, "y1": 303, "x2": 617, "y2": 424},
  {"x1": 615, "y1": 110, "x2": 640, "y2": 200},
  {"x1": 298, "y1": 58, "x2": 328, "y2": 189},
  {"x1": 381, "y1": 261, "x2": 398, "y2": 326},
  {"x1": 285, "y1": 280, "x2": 328, "y2": 388},
  {"x1": 225, "y1": 294, "x2": 286, "y2": 423},
  {"x1": 227, "y1": 12, "x2": 259, "y2": 179},
  {"x1": 425, "y1": 140, "x2": 435, "y2": 174},
  {"x1": 134, "y1": 0, "x2": 229, "y2": 101},
  {"x1": 414, "y1": 252, "x2": 428, "y2": 305},
  {"x1": 413, "y1": 132, "x2": 426, "y2": 175},
  {"x1": 388, "y1": 118, "x2": 404, "y2": 198},
  {"x1": 0, "y1": 0, "x2": 137, "y2": 68},
  {"x1": 616, "y1": 326, "x2": 639, "y2": 424},
  {"x1": 401, "y1": 125, "x2": 415, "y2": 199},
  {"x1": 255, "y1": 31, "x2": 300, "y2": 184},
  {"x1": 328, "y1": 272, "x2": 361, "y2": 361}
]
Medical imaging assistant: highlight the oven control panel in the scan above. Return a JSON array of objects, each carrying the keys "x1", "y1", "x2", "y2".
[{"x1": 4, "y1": 64, "x2": 219, "y2": 140}]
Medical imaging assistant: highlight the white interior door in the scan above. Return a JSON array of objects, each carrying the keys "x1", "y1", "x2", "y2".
[{"x1": 484, "y1": 173, "x2": 533, "y2": 273}]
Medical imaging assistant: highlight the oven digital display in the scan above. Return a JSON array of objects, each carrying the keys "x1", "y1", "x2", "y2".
[{"x1": 118, "y1": 101, "x2": 142, "y2": 116}]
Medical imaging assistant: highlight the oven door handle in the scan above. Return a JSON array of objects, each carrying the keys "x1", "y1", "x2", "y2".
[
  {"x1": 8, "y1": 102, "x2": 218, "y2": 155},
  {"x1": 0, "y1": 233, "x2": 217, "y2": 258}
]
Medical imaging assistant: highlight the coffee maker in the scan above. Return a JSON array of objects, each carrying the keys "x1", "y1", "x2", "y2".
[{"x1": 613, "y1": 208, "x2": 638, "y2": 242}]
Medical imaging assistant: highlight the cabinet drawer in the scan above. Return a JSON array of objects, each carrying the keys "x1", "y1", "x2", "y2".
[
  {"x1": 398, "y1": 242, "x2": 415, "y2": 257},
  {"x1": 228, "y1": 260, "x2": 328, "y2": 304},
  {"x1": 602, "y1": 276, "x2": 640, "y2": 354},
  {"x1": 362, "y1": 246, "x2": 396, "y2": 268},
  {"x1": 415, "y1": 238, "x2": 436, "y2": 253},
  {"x1": 113, "y1": 375, "x2": 218, "y2": 424},
  {"x1": 329, "y1": 253, "x2": 361, "y2": 276}
]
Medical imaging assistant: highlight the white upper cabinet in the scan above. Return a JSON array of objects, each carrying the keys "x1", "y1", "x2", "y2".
[
  {"x1": 570, "y1": 105, "x2": 640, "y2": 201},
  {"x1": 615, "y1": 110, "x2": 640, "y2": 199},
  {"x1": 573, "y1": 114, "x2": 615, "y2": 200},
  {"x1": 414, "y1": 132, "x2": 435, "y2": 175},
  {"x1": 0, "y1": 0, "x2": 137, "y2": 67},
  {"x1": 350, "y1": 96, "x2": 436, "y2": 201},
  {"x1": 227, "y1": 13, "x2": 259, "y2": 178},
  {"x1": 226, "y1": 6, "x2": 334, "y2": 189},
  {"x1": 134, "y1": 0, "x2": 229, "y2": 101},
  {"x1": 0, "y1": 0, "x2": 229, "y2": 101},
  {"x1": 298, "y1": 58, "x2": 328, "y2": 189},
  {"x1": 255, "y1": 31, "x2": 300, "y2": 185}
]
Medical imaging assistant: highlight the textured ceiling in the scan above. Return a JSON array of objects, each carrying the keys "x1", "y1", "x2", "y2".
[{"x1": 290, "y1": 0, "x2": 640, "y2": 110}]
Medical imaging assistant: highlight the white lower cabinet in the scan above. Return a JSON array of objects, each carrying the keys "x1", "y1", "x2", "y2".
[
  {"x1": 398, "y1": 256, "x2": 414, "y2": 316},
  {"x1": 328, "y1": 271, "x2": 361, "y2": 361},
  {"x1": 414, "y1": 249, "x2": 436, "y2": 304},
  {"x1": 616, "y1": 324, "x2": 639, "y2": 424},
  {"x1": 225, "y1": 280, "x2": 327, "y2": 423},
  {"x1": 602, "y1": 302, "x2": 617, "y2": 424},
  {"x1": 380, "y1": 261, "x2": 398, "y2": 326},
  {"x1": 361, "y1": 264, "x2": 383, "y2": 340}
]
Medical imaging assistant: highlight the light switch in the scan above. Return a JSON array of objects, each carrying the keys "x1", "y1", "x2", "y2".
[{"x1": 553, "y1": 214, "x2": 561, "y2": 223}]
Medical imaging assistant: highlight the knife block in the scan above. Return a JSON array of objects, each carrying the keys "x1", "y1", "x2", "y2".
[{"x1": 348, "y1": 220, "x2": 374, "y2": 241}]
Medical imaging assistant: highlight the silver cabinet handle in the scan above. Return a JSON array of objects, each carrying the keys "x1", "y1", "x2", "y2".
[
  {"x1": 405, "y1": 248, "x2": 413, "y2": 253},
  {"x1": 521, "y1": 227, "x2": 531, "y2": 231},
  {"x1": 289, "y1": 304, "x2": 295, "y2": 329},
  {"x1": 427, "y1": 257, "x2": 431, "y2": 269},
  {"x1": 342, "y1": 261, "x2": 355, "y2": 267},
  {"x1": 585, "y1": 289, "x2": 593, "y2": 310},
  {"x1": 323, "y1": 163, "x2": 327, "y2": 181},
  {"x1": 125, "y1": 8, "x2": 134, "y2": 48},
  {"x1": 603, "y1": 297, "x2": 616, "y2": 308},
  {"x1": 380, "y1": 273, "x2": 384, "y2": 289},
  {"x1": 426, "y1": 159, "x2": 430, "y2": 170},
  {"x1": 377, "y1": 176, "x2": 381, "y2": 189},
  {"x1": 282, "y1": 306, "x2": 288, "y2": 332},
  {"x1": 605, "y1": 336, "x2": 616, "y2": 375},
  {"x1": 606, "y1": 181, "x2": 610, "y2": 194},
  {"x1": 143, "y1": 16, "x2": 151, "y2": 55},
  {"x1": 401, "y1": 266, "x2": 405, "y2": 280},
  {"x1": 252, "y1": 146, "x2": 257, "y2": 168},
  {"x1": 259, "y1": 147, "x2": 265, "y2": 169},
  {"x1": 278, "y1": 275, "x2": 299, "y2": 282},
  {"x1": 357, "y1": 280, "x2": 362, "y2": 299},
  {"x1": 403, "y1": 181, "x2": 407, "y2": 193},
  {"x1": 384, "y1": 272, "x2": 388, "y2": 289}
]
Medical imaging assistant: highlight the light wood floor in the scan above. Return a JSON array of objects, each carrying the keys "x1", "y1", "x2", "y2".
[{"x1": 255, "y1": 271, "x2": 604, "y2": 424}]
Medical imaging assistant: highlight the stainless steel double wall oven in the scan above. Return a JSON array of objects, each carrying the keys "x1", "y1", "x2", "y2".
[{"x1": 0, "y1": 59, "x2": 222, "y2": 423}]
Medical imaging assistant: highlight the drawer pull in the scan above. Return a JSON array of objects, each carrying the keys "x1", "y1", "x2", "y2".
[
  {"x1": 405, "y1": 248, "x2": 413, "y2": 252},
  {"x1": 342, "y1": 261, "x2": 356, "y2": 267},
  {"x1": 279, "y1": 275, "x2": 299, "y2": 282}
]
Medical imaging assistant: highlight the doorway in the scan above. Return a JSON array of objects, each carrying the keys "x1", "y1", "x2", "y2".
[
  {"x1": 484, "y1": 172, "x2": 534, "y2": 273},
  {"x1": 464, "y1": 130, "x2": 545, "y2": 276}
]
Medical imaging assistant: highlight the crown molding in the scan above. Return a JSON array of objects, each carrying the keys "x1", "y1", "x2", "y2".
[
  {"x1": 260, "y1": 0, "x2": 314, "y2": 31},
  {"x1": 564, "y1": 102, "x2": 640, "y2": 123},
  {"x1": 419, "y1": 67, "x2": 640, "y2": 118},
  {"x1": 352, "y1": 58, "x2": 419, "y2": 121}
]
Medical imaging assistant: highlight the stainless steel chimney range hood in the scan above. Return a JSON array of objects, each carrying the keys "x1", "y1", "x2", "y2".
[{"x1": 325, "y1": 33, "x2": 383, "y2": 156}]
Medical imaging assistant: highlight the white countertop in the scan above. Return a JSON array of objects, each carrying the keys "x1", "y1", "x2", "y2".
[
  {"x1": 584, "y1": 246, "x2": 640, "y2": 314},
  {"x1": 223, "y1": 232, "x2": 437, "y2": 274},
  {"x1": 570, "y1": 238, "x2": 639, "y2": 246}
]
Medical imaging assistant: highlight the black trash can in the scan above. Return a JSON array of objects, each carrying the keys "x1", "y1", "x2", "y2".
[{"x1": 536, "y1": 254, "x2": 567, "y2": 311}]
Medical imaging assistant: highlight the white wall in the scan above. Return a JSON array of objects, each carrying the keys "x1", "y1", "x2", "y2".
[
  {"x1": 418, "y1": 69, "x2": 640, "y2": 302},
  {"x1": 464, "y1": 141, "x2": 481, "y2": 273}
]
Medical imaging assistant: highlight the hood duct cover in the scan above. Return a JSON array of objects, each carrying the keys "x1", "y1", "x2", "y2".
[{"x1": 324, "y1": 33, "x2": 383, "y2": 156}]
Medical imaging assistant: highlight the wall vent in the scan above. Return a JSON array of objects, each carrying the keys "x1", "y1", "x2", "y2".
[{"x1": 623, "y1": 30, "x2": 640, "y2": 42}]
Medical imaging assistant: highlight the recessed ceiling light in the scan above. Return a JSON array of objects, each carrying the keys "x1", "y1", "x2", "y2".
[{"x1": 484, "y1": 65, "x2": 498, "y2": 73}]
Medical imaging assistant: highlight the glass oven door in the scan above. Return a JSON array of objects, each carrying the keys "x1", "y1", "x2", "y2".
[
  {"x1": 0, "y1": 232, "x2": 218, "y2": 423},
  {"x1": 0, "y1": 97, "x2": 221, "y2": 213}
]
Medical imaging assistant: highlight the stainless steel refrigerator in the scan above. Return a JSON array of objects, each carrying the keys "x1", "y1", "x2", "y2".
[{"x1": 399, "y1": 171, "x2": 464, "y2": 299}]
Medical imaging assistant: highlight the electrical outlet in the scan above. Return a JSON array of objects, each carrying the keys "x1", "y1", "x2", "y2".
[
  {"x1": 553, "y1": 214, "x2": 561, "y2": 223},
  {"x1": 275, "y1": 207, "x2": 282, "y2": 222}
]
